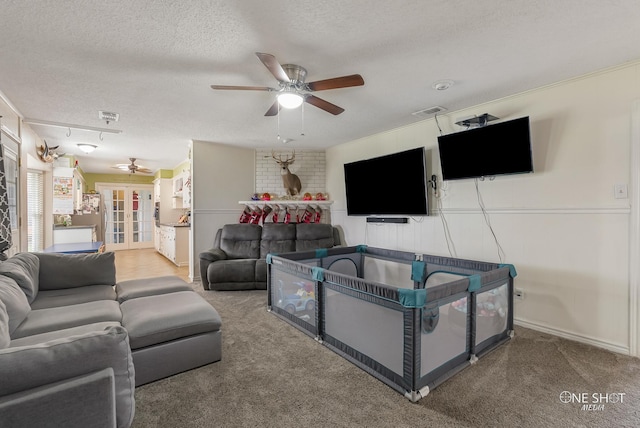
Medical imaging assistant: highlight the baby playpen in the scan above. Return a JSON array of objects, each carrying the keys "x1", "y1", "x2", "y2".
[{"x1": 266, "y1": 245, "x2": 516, "y2": 401}]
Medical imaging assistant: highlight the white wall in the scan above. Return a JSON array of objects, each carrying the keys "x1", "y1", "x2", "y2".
[
  {"x1": 191, "y1": 140, "x2": 255, "y2": 280},
  {"x1": 255, "y1": 149, "x2": 326, "y2": 197},
  {"x1": 327, "y1": 62, "x2": 640, "y2": 355}
]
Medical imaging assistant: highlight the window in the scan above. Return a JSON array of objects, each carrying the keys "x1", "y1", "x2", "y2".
[{"x1": 27, "y1": 170, "x2": 44, "y2": 251}]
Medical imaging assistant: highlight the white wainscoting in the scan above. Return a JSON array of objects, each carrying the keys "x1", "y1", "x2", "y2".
[{"x1": 333, "y1": 206, "x2": 631, "y2": 355}]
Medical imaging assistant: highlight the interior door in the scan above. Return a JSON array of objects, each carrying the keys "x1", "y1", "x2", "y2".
[
  {"x1": 99, "y1": 184, "x2": 153, "y2": 251},
  {"x1": 130, "y1": 187, "x2": 154, "y2": 249}
]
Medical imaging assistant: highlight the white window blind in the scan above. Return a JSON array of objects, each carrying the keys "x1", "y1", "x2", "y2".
[{"x1": 27, "y1": 170, "x2": 44, "y2": 251}]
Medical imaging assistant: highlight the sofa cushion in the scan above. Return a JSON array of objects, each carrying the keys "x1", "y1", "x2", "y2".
[
  {"x1": 10, "y1": 300, "x2": 122, "y2": 339},
  {"x1": 115, "y1": 275, "x2": 192, "y2": 303},
  {"x1": 35, "y1": 252, "x2": 116, "y2": 290},
  {"x1": 260, "y1": 223, "x2": 296, "y2": 258},
  {"x1": 255, "y1": 259, "x2": 268, "y2": 285},
  {"x1": 0, "y1": 325, "x2": 135, "y2": 428},
  {"x1": 0, "y1": 253, "x2": 40, "y2": 304},
  {"x1": 0, "y1": 276, "x2": 31, "y2": 335},
  {"x1": 30, "y1": 285, "x2": 117, "y2": 310},
  {"x1": 295, "y1": 223, "x2": 335, "y2": 251},
  {"x1": 120, "y1": 291, "x2": 222, "y2": 350},
  {"x1": 0, "y1": 299, "x2": 9, "y2": 349},
  {"x1": 219, "y1": 224, "x2": 262, "y2": 259},
  {"x1": 207, "y1": 259, "x2": 258, "y2": 284},
  {"x1": 9, "y1": 322, "x2": 121, "y2": 348}
]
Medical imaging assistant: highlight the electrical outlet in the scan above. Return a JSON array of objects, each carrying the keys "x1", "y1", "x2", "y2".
[
  {"x1": 614, "y1": 184, "x2": 628, "y2": 199},
  {"x1": 514, "y1": 288, "x2": 524, "y2": 300}
]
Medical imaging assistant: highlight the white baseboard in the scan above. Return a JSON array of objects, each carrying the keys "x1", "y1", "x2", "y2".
[{"x1": 514, "y1": 319, "x2": 630, "y2": 356}]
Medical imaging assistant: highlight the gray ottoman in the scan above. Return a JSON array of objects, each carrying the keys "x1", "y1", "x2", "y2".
[
  {"x1": 115, "y1": 275, "x2": 193, "y2": 303},
  {"x1": 120, "y1": 291, "x2": 222, "y2": 386}
]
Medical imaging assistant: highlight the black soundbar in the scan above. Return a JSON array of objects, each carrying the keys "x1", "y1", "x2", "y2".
[{"x1": 366, "y1": 217, "x2": 409, "y2": 224}]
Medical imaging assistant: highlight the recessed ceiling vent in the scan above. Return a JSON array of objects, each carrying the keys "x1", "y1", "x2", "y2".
[
  {"x1": 411, "y1": 106, "x2": 447, "y2": 118},
  {"x1": 98, "y1": 111, "x2": 120, "y2": 124}
]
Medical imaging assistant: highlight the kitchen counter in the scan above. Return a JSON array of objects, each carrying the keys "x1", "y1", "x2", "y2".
[{"x1": 53, "y1": 224, "x2": 97, "y2": 244}]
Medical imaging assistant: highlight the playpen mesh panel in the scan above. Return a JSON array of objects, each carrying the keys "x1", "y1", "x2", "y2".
[
  {"x1": 363, "y1": 257, "x2": 414, "y2": 289},
  {"x1": 325, "y1": 257, "x2": 359, "y2": 277},
  {"x1": 426, "y1": 272, "x2": 466, "y2": 287},
  {"x1": 475, "y1": 282, "x2": 509, "y2": 346},
  {"x1": 420, "y1": 293, "x2": 469, "y2": 376},
  {"x1": 270, "y1": 269, "x2": 317, "y2": 327},
  {"x1": 324, "y1": 287, "x2": 405, "y2": 375}
]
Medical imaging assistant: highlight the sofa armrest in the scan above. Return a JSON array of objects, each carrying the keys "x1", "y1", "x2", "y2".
[
  {"x1": 199, "y1": 248, "x2": 228, "y2": 263},
  {"x1": 0, "y1": 325, "x2": 135, "y2": 428},
  {"x1": 199, "y1": 248, "x2": 228, "y2": 287},
  {"x1": 0, "y1": 368, "x2": 117, "y2": 428}
]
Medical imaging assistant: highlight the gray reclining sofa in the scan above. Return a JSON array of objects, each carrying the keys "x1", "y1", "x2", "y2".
[
  {"x1": 199, "y1": 223, "x2": 342, "y2": 291},
  {"x1": 0, "y1": 251, "x2": 222, "y2": 428}
]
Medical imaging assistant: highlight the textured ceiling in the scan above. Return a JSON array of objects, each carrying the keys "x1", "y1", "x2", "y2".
[{"x1": 1, "y1": 0, "x2": 640, "y2": 174}]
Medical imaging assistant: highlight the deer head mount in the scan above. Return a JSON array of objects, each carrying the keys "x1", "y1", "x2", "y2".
[{"x1": 272, "y1": 150, "x2": 302, "y2": 196}]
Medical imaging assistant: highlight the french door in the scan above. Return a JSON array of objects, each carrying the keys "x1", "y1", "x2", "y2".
[{"x1": 97, "y1": 184, "x2": 154, "y2": 251}]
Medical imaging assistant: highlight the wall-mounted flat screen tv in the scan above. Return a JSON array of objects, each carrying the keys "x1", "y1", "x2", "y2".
[
  {"x1": 437, "y1": 116, "x2": 533, "y2": 181},
  {"x1": 344, "y1": 147, "x2": 428, "y2": 216}
]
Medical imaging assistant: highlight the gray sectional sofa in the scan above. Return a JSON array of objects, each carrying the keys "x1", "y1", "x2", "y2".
[
  {"x1": 199, "y1": 223, "x2": 342, "y2": 291},
  {"x1": 0, "y1": 251, "x2": 222, "y2": 428}
]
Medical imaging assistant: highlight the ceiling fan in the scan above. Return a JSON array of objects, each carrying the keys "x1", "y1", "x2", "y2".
[
  {"x1": 113, "y1": 158, "x2": 152, "y2": 174},
  {"x1": 211, "y1": 52, "x2": 364, "y2": 116}
]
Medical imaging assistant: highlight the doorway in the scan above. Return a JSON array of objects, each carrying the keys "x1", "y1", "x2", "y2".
[{"x1": 96, "y1": 183, "x2": 154, "y2": 251}]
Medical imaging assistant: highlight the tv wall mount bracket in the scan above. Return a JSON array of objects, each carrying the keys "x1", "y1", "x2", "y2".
[{"x1": 455, "y1": 113, "x2": 499, "y2": 128}]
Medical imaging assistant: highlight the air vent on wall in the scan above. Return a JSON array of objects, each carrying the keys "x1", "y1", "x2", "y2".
[
  {"x1": 411, "y1": 106, "x2": 447, "y2": 118},
  {"x1": 98, "y1": 111, "x2": 120, "y2": 124}
]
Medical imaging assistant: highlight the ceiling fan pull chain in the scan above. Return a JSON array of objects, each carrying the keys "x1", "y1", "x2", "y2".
[
  {"x1": 300, "y1": 101, "x2": 305, "y2": 137},
  {"x1": 276, "y1": 106, "x2": 281, "y2": 140}
]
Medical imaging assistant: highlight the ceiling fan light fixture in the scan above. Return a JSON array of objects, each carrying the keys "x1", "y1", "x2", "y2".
[
  {"x1": 77, "y1": 143, "x2": 97, "y2": 154},
  {"x1": 278, "y1": 92, "x2": 304, "y2": 109}
]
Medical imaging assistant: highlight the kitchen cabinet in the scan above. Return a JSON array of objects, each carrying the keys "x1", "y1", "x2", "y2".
[
  {"x1": 182, "y1": 175, "x2": 191, "y2": 209},
  {"x1": 171, "y1": 172, "x2": 191, "y2": 209},
  {"x1": 157, "y1": 224, "x2": 189, "y2": 266}
]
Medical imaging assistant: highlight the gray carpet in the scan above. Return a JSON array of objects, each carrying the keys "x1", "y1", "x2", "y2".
[{"x1": 132, "y1": 288, "x2": 640, "y2": 428}]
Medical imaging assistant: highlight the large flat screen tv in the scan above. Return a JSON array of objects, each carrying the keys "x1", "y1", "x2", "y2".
[
  {"x1": 344, "y1": 147, "x2": 428, "y2": 216},
  {"x1": 437, "y1": 116, "x2": 533, "y2": 181}
]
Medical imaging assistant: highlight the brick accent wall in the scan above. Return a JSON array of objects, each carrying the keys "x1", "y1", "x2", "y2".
[{"x1": 255, "y1": 149, "x2": 326, "y2": 197}]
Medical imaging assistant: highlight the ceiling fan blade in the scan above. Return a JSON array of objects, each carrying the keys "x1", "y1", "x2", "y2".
[
  {"x1": 305, "y1": 95, "x2": 345, "y2": 115},
  {"x1": 264, "y1": 100, "x2": 281, "y2": 117},
  {"x1": 307, "y1": 74, "x2": 364, "y2": 91},
  {"x1": 211, "y1": 85, "x2": 272, "y2": 91},
  {"x1": 255, "y1": 52, "x2": 290, "y2": 83}
]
